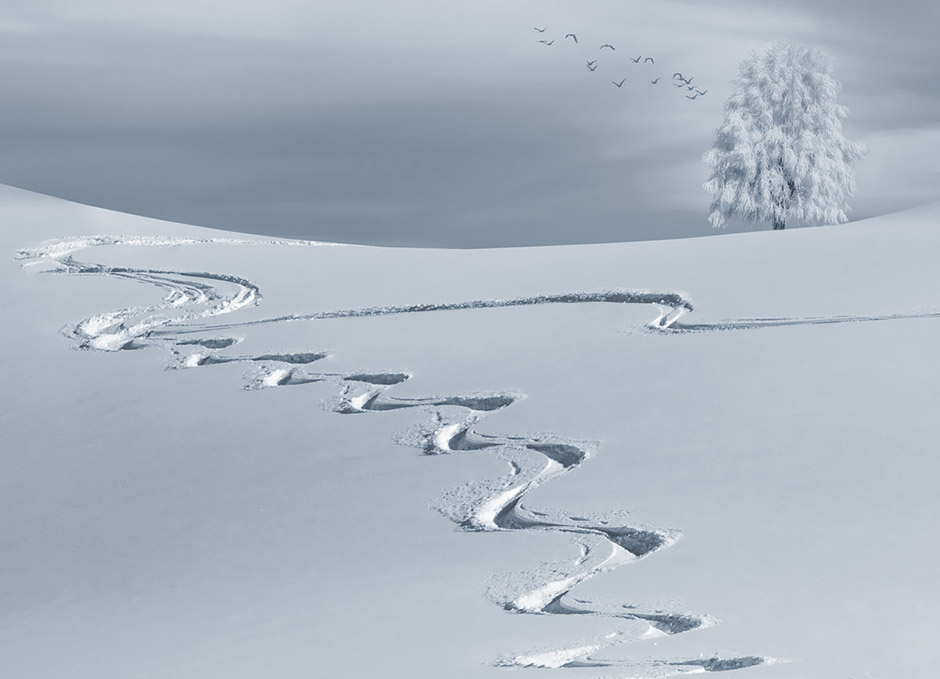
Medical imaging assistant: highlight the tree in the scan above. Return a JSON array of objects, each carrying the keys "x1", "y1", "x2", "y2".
[{"x1": 703, "y1": 43, "x2": 867, "y2": 230}]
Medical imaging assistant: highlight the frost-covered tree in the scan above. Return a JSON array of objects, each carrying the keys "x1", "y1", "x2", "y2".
[{"x1": 703, "y1": 43, "x2": 867, "y2": 230}]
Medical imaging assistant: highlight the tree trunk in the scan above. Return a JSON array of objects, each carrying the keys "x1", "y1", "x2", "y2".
[{"x1": 773, "y1": 215, "x2": 785, "y2": 230}]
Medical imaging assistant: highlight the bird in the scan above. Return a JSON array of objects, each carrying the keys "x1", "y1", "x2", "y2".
[
  {"x1": 686, "y1": 93, "x2": 700, "y2": 100},
  {"x1": 644, "y1": 56, "x2": 654, "y2": 64},
  {"x1": 586, "y1": 60, "x2": 597, "y2": 66},
  {"x1": 534, "y1": 27, "x2": 547, "y2": 32},
  {"x1": 565, "y1": 33, "x2": 578, "y2": 43},
  {"x1": 672, "y1": 72, "x2": 685, "y2": 80},
  {"x1": 630, "y1": 55, "x2": 642, "y2": 63},
  {"x1": 587, "y1": 63, "x2": 598, "y2": 71},
  {"x1": 687, "y1": 85, "x2": 696, "y2": 91},
  {"x1": 613, "y1": 78, "x2": 625, "y2": 87},
  {"x1": 650, "y1": 78, "x2": 660, "y2": 84},
  {"x1": 600, "y1": 44, "x2": 616, "y2": 50},
  {"x1": 694, "y1": 88, "x2": 708, "y2": 96},
  {"x1": 537, "y1": 39, "x2": 554, "y2": 45}
]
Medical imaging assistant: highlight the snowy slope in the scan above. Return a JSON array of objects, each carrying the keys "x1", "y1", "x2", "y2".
[{"x1": 2, "y1": 183, "x2": 938, "y2": 679}]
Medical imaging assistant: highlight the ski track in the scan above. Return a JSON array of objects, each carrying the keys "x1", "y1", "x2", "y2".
[{"x1": 14, "y1": 234, "x2": 838, "y2": 675}]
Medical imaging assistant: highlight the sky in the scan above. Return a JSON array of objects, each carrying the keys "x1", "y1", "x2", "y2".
[{"x1": 1, "y1": 0, "x2": 938, "y2": 247}]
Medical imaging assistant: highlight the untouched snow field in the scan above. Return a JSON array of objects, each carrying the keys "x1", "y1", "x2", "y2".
[{"x1": 2, "y1": 183, "x2": 938, "y2": 678}]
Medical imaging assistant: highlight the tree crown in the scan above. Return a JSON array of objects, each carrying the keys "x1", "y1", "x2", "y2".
[{"x1": 703, "y1": 43, "x2": 867, "y2": 229}]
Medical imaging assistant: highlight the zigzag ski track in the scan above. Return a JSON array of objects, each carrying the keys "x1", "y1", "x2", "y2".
[{"x1": 15, "y1": 234, "x2": 813, "y2": 675}]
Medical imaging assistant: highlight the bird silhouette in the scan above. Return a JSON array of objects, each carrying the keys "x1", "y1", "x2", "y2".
[
  {"x1": 686, "y1": 93, "x2": 700, "y2": 100},
  {"x1": 537, "y1": 39, "x2": 554, "y2": 45},
  {"x1": 672, "y1": 72, "x2": 685, "y2": 80},
  {"x1": 587, "y1": 63, "x2": 598, "y2": 71},
  {"x1": 600, "y1": 44, "x2": 616, "y2": 50},
  {"x1": 565, "y1": 33, "x2": 578, "y2": 43},
  {"x1": 613, "y1": 78, "x2": 625, "y2": 87},
  {"x1": 644, "y1": 56, "x2": 654, "y2": 64},
  {"x1": 650, "y1": 78, "x2": 660, "y2": 84},
  {"x1": 631, "y1": 55, "x2": 642, "y2": 63},
  {"x1": 534, "y1": 27, "x2": 547, "y2": 32},
  {"x1": 694, "y1": 88, "x2": 708, "y2": 96},
  {"x1": 687, "y1": 85, "x2": 696, "y2": 91},
  {"x1": 586, "y1": 60, "x2": 597, "y2": 66}
]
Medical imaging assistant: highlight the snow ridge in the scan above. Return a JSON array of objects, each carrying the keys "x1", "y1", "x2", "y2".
[{"x1": 18, "y1": 235, "x2": 769, "y2": 676}]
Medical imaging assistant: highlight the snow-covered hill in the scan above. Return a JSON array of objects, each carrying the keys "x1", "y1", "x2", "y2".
[{"x1": 2, "y1": 183, "x2": 938, "y2": 678}]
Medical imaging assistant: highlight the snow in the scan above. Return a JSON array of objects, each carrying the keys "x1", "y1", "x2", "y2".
[
  {"x1": 501, "y1": 643, "x2": 603, "y2": 669},
  {"x1": 2, "y1": 182, "x2": 939, "y2": 678}
]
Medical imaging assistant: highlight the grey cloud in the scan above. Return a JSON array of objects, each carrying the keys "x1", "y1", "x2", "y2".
[{"x1": 0, "y1": 1, "x2": 937, "y2": 246}]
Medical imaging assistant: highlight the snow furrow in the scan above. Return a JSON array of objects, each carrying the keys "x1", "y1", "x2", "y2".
[{"x1": 168, "y1": 288, "x2": 696, "y2": 334}]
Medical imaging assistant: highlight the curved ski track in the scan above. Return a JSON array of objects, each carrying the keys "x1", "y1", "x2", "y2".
[{"x1": 17, "y1": 234, "x2": 861, "y2": 675}]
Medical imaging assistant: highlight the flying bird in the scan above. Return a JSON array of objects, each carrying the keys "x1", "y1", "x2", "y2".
[
  {"x1": 644, "y1": 56, "x2": 654, "y2": 64},
  {"x1": 650, "y1": 78, "x2": 660, "y2": 84},
  {"x1": 672, "y1": 72, "x2": 685, "y2": 80},
  {"x1": 613, "y1": 78, "x2": 625, "y2": 87},
  {"x1": 565, "y1": 33, "x2": 578, "y2": 43},
  {"x1": 630, "y1": 55, "x2": 642, "y2": 63},
  {"x1": 586, "y1": 60, "x2": 597, "y2": 66},
  {"x1": 600, "y1": 44, "x2": 616, "y2": 50},
  {"x1": 694, "y1": 88, "x2": 708, "y2": 96},
  {"x1": 686, "y1": 93, "x2": 700, "y2": 100},
  {"x1": 534, "y1": 27, "x2": 547, "y2": 32},
  {"x1": 587, "y1": 63, "x2": 598, "y2": 71},
  {"x1": 537, "y1": 39, "x2": 554, "y2": 45},
  {"x1": 687, "y1": 85, "x2": 696, "y2": 91}
]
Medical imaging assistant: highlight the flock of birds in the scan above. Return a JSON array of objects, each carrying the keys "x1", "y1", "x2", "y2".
[{"x1": 532, "y1": 27, "x2": 708, "y2": 100}]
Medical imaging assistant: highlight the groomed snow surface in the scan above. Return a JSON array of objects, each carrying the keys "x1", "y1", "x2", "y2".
[{"x1": 2, "y1": 183, "x2": 939, "y2": 678}]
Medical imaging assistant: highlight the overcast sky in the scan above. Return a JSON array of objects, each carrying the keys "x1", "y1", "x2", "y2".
[{"x1": 1, "y1": 0, "x2": 938, "y2": 246}]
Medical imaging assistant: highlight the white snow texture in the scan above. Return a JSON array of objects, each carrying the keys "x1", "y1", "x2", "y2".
[{"x1": 2, "y1": 183, "x2": 939, "y2": 679}]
